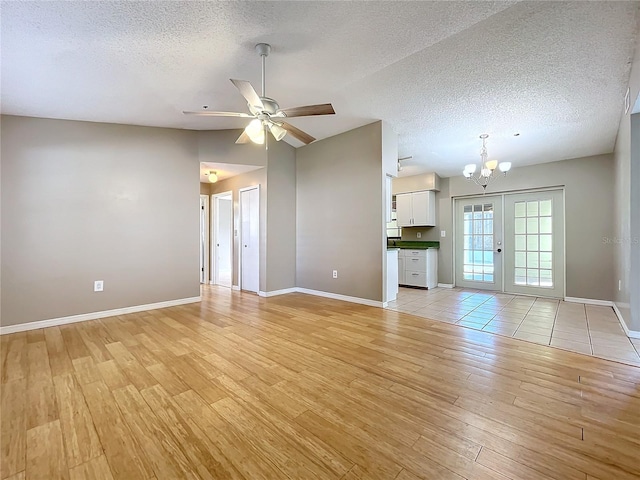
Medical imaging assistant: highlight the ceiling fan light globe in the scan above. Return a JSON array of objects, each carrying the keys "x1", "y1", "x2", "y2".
[
  {"x1": 249, "y1": 128, "x2": 265, "y2": 145},
  {"x1": 269, "y1": 123, "x2": 287, "y2": 141},
  {"x1": 245, "y1": 118, "x2": 263, "y2": 137}
]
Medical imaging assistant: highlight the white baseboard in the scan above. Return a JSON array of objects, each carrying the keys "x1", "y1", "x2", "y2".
[
  {"x1": 437, "y1": 283, "x2": 454, "y2": 289},
  {"x1": 564, "y1": 296, "x2": 613, "y2": 307},
  {"x1": 295, "y1": 288, "x2": 385, "y2": 308},
  {"x1": 231, "y1": 285, "x2": 240, "y2": 291},
  {"x1": 258, "y1": 288, "x2": 297, "y2": 298},
  {"x1": 612, "y1": 303, "x2": 640, "y2": 339},
  {"x1": 0, "y1": 296, "x2": 202, "y2": 335}
]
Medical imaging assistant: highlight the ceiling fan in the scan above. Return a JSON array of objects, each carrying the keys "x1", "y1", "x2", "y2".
[{"x1": 183, "y1": 43, "x2": 335, "y2": 145}]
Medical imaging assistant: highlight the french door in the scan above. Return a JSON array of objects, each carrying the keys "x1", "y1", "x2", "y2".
[
  {"x1": 455, "y1": 189, "x2": 565, "y2": 298},
  {"x1": 503, "y1": 190, "x2": 564, "y2": 298},
  {"x1": 455, "y1": 196, "x2": 503, "y2": 290}
]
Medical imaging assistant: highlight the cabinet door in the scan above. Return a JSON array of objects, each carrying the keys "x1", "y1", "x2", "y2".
[
  {"x1": 398, "y1": 256, "x2": 405, "y2": 285},
  {"x1": 396, "y1": 193, "x2": 413, "y2": 227},
  {"x1": 412, "y1": 191, "x2": 435, "y2": 226}
]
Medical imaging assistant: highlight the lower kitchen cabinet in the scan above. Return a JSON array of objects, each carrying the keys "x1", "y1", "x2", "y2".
[{"x1": 398, "y1": 248, "x2": 437, "y2": 289}]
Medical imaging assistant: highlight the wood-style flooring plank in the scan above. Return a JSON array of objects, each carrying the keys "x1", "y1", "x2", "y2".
[
  {"x1": 53, "y1": 373, "x2": 102, "y2": 468},
  {"x1": 25, "y1": 420, "x2": 68, "y2": 480},
  {"x1": 0, "y1": 286, "x2": 638, "y2": 480}
]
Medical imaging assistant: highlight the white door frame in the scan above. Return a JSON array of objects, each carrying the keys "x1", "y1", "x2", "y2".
[
  {"x1": 453, "y1": 187, "x2": 566, "y2": 298},
  {"x1": 211, "y1": 191, "x2": 233, "y2": 287},
  {"x1": 239, "y1": 185, "x2": 260, "y2": 293},
  {"x1": 199, "y1": 194, "x2": 210, "y2": 284}
]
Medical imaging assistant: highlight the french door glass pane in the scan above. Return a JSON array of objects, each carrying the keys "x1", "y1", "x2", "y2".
[
  {"x1": 463, "y1": 202, "x2": 495, "y2": 283},
  {"x1": 513, "y1": 199, "x2": 553, "y2": 287}
]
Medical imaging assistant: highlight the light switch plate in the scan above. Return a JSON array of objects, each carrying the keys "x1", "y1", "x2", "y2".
[
  {"x1": 94, "y1": 280, "x2": 104, "y2": 292},
  {"x1": 440, "y1": 230, "x2": 446, "y2": 237}
]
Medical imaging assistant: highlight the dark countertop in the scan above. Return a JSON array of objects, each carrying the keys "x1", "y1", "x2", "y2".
[{"x1": 387, "y1": 240, "x2": 440, "y2": 249}]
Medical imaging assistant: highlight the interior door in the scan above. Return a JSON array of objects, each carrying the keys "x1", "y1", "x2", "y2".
[
  {"x1": 213, "y1": 193, "x2": 232, "y2": 288},
  {"x1": 503, "y1": 190, "x2": 564, "y2": 298},
  {"x1": 240, "y1": 187, "x2": 259, "y2": 293},
  {"x1": 455, "y1": 196, "x2": 503, "y2": 290}
]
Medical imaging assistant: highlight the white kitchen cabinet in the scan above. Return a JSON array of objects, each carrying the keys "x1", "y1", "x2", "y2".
[
  {"x1": 395, "y1": 191, "x2": 436, "y2": 227},
  {"x1": 398, "y1": 248, "x2": 437, "y2": 289}
]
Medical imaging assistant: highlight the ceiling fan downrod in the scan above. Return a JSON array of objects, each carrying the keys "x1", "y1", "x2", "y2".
[{"x1": 255, "y1": 43, "x2": 271, "y2": 98}]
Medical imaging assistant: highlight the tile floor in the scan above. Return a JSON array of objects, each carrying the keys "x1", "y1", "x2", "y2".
[{"x1": 387, "y1": 287, "x2": 640, "y2": 367}]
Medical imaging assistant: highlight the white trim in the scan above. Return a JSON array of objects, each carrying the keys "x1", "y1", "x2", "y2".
[
  {"x1": 296, "y1": 288, "x2": 385, "y2": 308},
  {"x1": 564, "y1": 296, "x2": 613, "y2": 307},
  {"x1": 0, "y1": 296, "x2": 202, "y2": 335},
  {"x1": 437, "y1": 283, "x2": 454, "y2": 288},
  {"x1": 232, "y1": 285, "x2": 240, "y2": 291},
  {"x1": 612, "y1": 303, "x2": 640, "y2": 339},
  {"x1": 258, "y1": 288, "x2": 297, "y2": 298}
]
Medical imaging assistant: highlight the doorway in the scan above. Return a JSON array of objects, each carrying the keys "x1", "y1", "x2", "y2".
[
  {"x1": 240, "y1": 186, "x2": 259, "y2": 293},
  {"x1": 199, "y1": 195, "x2": 209, "y2": 284},
  {"x1": 212, "y1": 192, "x2": 233, "y2": 288},
  {"x1": 455, "y1": 189, "x2": 565, "y2": 298}
]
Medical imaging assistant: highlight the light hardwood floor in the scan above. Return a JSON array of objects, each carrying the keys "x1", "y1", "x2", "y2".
[{"x1": 1, "y1": 285, "x2": 639, "y2": 480}]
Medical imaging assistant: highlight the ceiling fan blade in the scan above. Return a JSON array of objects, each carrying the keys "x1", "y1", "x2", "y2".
[
  {"x1": 277, "y1": 103, "x2": 335, "y2": 118},
  {"x1": 280, "y1": 122, "x2": 316, "y2": 144},
  {"x1": 235, "y1": 130, "x2": 251, "y2": 144},
  {"x1": 183, "y1": 110, "x2": 252, "y2": 117},
  {"x1": 230, "y1": 79, "x2": 264, "y2": 109}
]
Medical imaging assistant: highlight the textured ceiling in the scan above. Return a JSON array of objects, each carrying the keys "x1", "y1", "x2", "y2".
[{"x1": 2, "y1": 1, "x2": 638, "y2": 177}]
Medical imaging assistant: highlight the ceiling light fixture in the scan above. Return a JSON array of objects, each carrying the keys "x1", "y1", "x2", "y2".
[
  {"x1": 208, "y1": 171, "x2": 218, "y2": 183},
  {"x1": 398, "y1": 156, "x2": 412, "y2": 172},
  {"x1": 463, "y1": 134, "x2": 511, "y2": 192}
]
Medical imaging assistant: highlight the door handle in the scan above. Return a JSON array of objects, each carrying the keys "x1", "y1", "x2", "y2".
[{"x1": 496, "y1": 248, "x2": 502, "y2": 253}]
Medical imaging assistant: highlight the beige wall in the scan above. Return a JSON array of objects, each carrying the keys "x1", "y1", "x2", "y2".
[
  {"x1": 198, "y1": 129, "x2": 267, "y2": 167},
  {"x1": 613, "y1": 34, "x2": 640, "y2": 331},
  {"x1": 393, "y1": 172, "x2": 441, "y2": 193},
  {"x1": 433, "y1": 154, "x2": 616, "y2": 301},
  {"x1": 265, "y1": 138, "x2": 297, "y2": 292},
  {"x1": 1, "y1": 115, "x2": 200, "y2": 327},
  {"x1": 296, "y1": 122, "x2": 385, "y2": 302}
]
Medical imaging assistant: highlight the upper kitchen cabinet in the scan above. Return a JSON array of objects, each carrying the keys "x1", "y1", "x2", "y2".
[{"x1": 396, "y1": 191, "x2": 436, "y2": 227}]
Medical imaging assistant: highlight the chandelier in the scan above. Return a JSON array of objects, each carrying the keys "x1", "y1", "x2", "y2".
[{"x1": 463, "y1": 134, "x2": 511, "y2": 191}]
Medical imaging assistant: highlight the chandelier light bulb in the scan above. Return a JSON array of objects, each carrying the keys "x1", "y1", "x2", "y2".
[
  {"x1": 485, "y1": 160, "x2": 498, "y2": 171},
  {"x1": 499, "y1": 161, "x2": 512, "y2": 173}
]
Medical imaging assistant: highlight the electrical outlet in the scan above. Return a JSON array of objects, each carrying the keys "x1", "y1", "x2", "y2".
[
  {"x1": 416, "y1": 232, "x2": 422, "y2": 239},
  {"x1": 94, "y1": 280, "x2": 104, "y2": 292},
  {"x1": 332, "y1": 270, "x2": 338, "y2": 279},
  {"x1": 440, "y1": 230, "x2": 446, "y2": 237}
]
